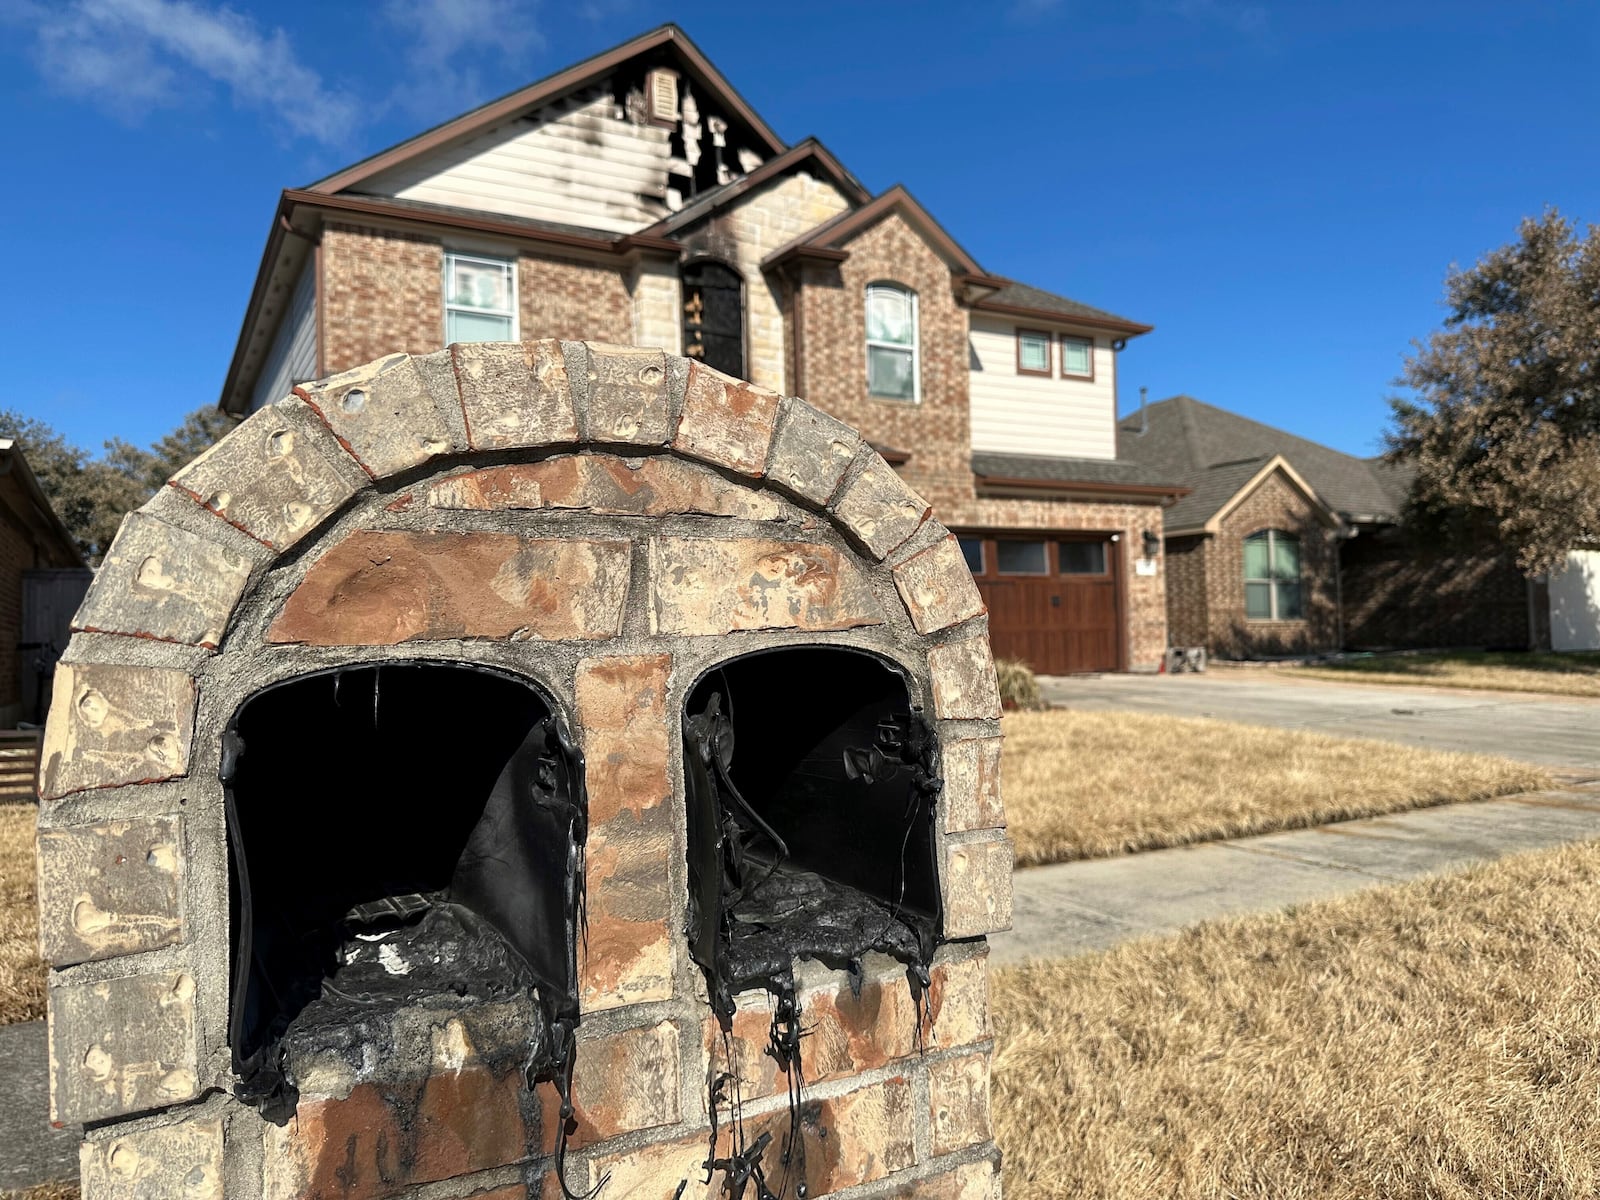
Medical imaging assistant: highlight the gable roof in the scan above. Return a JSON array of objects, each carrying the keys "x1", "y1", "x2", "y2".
[
  {"x1": 309, "y1": 25, "x2": 786, "y2": 197},
  {"x1": 970, "y1": 280, "x2": 1153, "y2": 337},
  {"x1": 762, "y1": 184, "x2": 985, "y2": 275},
  {"x1": 1117, "y1": 395, "x2": 1407, "y2": 533},
  {"x1": 0, "y1": 440, "x2": 86, "y2": 568},
  {"x1": 636, "y1": 138, "x2": 871, "y2": 237}
]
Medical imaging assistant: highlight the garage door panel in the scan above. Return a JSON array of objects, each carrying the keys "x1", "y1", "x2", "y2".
[{"x1": 967, "y1": 535, "x2": 1122, "y2": 674}]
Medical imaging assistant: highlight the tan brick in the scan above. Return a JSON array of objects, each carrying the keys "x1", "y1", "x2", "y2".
[
  {"x1": 80, "y1": 1118, "x2": 223, "y2": 1200},
  {"x1": 575, "y1": 342, "x2": 675, "y2": 445},
  {"x1": 321, "y1": 222, "x2": 444, "y2": 375},
  {"x1": 570, "y1": 1020, "x2": 680, "y2": 1145},
  {"x1": 884, "y1": 1157, "x2": 1002, "y2": 1200},
  {"x1": 942, "y1": 834, "x2": 1014, "y2": 939},
  {"x1": 831, "y1": 453, "x2": 931, "y2": 559},
  {"x1": 927, "y1": 635, "x2": 1002, "y2": 720},
  {"x1": 584, "y1": 1132, "x2": 712, "y2": 1199},
  {"x1": 296, "y1": 351, "x2": 460, "y2": 477},
  {"x1": 929, "y1": 1050, "x2": 993, "y2": 1155},
  {"x1": 169, "y1": 397, "x2": 359, "y2": 551},
  {"x1": 672, "y1": 361, "x2": 781, "y2": 476},
  {"x1": 268, "y1": 530, "x2": 631, "y2": 646},
  {"x1": 766, "y1": 396, "x2": 862, "y2": 507},
  {"x1": 575, "y1": 655, "x2": 671, "y2": 827},
  {"x1": 40, "y1": 663, "x2": 196, "y2": 801},
  {"x1": 49, "y1": 970, "x2": 199, "y2": 1124},
  {"x1": 73, "y1": 512, "x2": 252, "y2": 649},
  {"x1": 942, "y1": 736, "x2": 1005, "y2": 833},
  {"x1": 38, "y1": 817, "x2": 183, "y2": 967},
  {"x1": 894, "y1": 534, "x2": 986, "y2": 634},
  {"x1": 581, "y1": 803, "x2": 674, "y2": 1012},
  {"x1": 426, "y1": 454, "x2": 782, "y2": 521},
  {"x1": 743, "y1": 1075, "x2": 916, "y2": 1195},
  {"x1": 455, "y1": 339, "x2": 579, "y2": 450},
  {"x1": 925, "y1": 954, "x2": 990, "y2": 1050},
  {"x1": 650, "y1": 536, "x2": 883, "y2": 635}
]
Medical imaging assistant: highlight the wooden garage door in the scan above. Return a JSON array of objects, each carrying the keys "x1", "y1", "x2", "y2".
[{"x1": 959, "y1": 535, "x2": 1122, "y2": 675}]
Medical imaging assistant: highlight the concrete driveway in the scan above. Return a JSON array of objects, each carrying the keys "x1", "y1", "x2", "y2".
[{"x1": 1039, "y1": 671, "x2": 1600, "y2": 773}]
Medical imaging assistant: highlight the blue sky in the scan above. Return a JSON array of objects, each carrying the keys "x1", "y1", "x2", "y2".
[{"x1": 0, "y1": 0, "x2": 1594, "y2": 458}]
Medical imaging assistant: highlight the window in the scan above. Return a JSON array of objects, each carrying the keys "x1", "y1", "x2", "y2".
[
  {"x1": 1017, "y1": 329, "x2": 1051, "y2": 376},
  {"x1": 996, "y1": 540, "x2": 1049, "y2": 575},
  {"x1": 1059, "y1": 541, "x2": 1108, "y2": 575},
  {"x1": 1244, "y1": 530, "x2": 1302, "y2": 620},
  {"x1": 866, "y1": 283, "x2": 919, "y2": 401},
  {"x1": 681, "y1": 259, "x2": 744, "y2": 379},
  {"x1": 444, "y1": 252, "x2": 516, "y2": 343},
  {"x1": 958, "y1": 536, "x2": 985, "y2": 574},
  {"x1": 1060, "y1": 335, "x2": 1093, "y2": 379}
]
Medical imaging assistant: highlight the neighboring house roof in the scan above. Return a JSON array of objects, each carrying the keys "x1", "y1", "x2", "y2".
[
  {"x1": 971, "y1": 452, "x2": 1190, "y2": 501},
  {"x1": 968, "y1": 281, "x2": 1154, "y2": 338},
  {"x1": 0, "y1": 440, "x2": 86, "y2": 569},
  {"x1": 1117, "y1": 395, "x2": 1405, "y2": 533}
]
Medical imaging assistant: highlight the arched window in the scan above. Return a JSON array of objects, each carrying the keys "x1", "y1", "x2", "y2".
[
  {"x1": 865, "y1": 282, "x2": 919, "y2": 401},
  {"x1": 1244, "y1": 530, "x2": 1302, "y2": 620},
  {"x1": 682, "y1": 259, "x2": 745, "y2": 379}
]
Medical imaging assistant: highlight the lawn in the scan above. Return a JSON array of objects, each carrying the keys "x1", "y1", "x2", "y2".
[
  {"x1": 991, "y1": 837, "x2": 1600, "y2": 1199},
  {"x1": 0, "y1": 801, "x2": 40, "y2": 1026},
  {"x1": 1288, "y1": 649, "x2": 1600, "y2": 698},
  {"x1": 1001, "y1": 709, "x2": 1548, "y2": 867},
  {"x1": 3, "y1": 1186, "x2": 77, "y2": 1200}
]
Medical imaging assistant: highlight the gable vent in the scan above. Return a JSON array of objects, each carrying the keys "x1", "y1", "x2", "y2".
[{"x1": 648, "y1": 68, "x2": 679, "y2": 123}]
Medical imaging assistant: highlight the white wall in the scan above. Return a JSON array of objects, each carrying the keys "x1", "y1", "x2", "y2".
[
  {"x1": 251, "y1": 261, "x2": 317, "y2": 412},
  {"x1": 360, "y1": 89, "x2": 675, "y2": 234},
  {"x1": 1549, "y1": 549, "x2": 1600, "y2": 651},
  {"x1": 967, "y1": 314, "x2": 1117, "y2": 460}
]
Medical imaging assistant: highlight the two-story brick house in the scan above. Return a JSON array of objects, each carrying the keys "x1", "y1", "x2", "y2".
[{"x1": 219, "y1": 25, "x2": 1187, "y2": 673}]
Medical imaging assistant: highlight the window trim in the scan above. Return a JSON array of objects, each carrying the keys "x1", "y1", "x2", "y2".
[
  {"x1": 443, "y1": 250, "x2": 519, "y2": 344},
  {"x1": 957, "y1": 536, "x2": 986, "y2": 575},
  {"x1": 1015, "y1": 327, "x2": 1053, "y2": 377},
  {"x1": 865, "y1": 281, "x2": 920, "y2": 403},
  {"x1": 1057, "y1": 538, "x2": 1111, "y2": 577},
  {"x1": 1059, "y1": 333, "x2": 1095, "y2": 381},
  {"x1": 1243, "y1": 529, "x2": 1303, "y2": 622}
]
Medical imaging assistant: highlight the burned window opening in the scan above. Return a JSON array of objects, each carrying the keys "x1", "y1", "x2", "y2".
[
  {"x1": 682, "y1": 258, "x2": 745, "y2": 379},
  {"x1": 221, "y1": 662, "x2": 587, "y2": 1133}
]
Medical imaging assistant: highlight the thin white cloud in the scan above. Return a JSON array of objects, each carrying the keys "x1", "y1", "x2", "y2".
[
  {"x1": 5, "y1": 0, "x2": 361, "y2": 144},
  {"x1": 381, "y1": 0, "x2": 544, "y2": 119}
]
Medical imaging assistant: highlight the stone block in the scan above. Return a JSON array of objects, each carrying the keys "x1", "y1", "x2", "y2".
[
  {"x1": 39, "y1": 663, "x2": 197, "y2": 801},
  {"x1": 80, "y1": 1118, "x2": 223, "y2": 1200},
  {"x1": 73, "y1": 512, "x2": 253, "y2": 649},
  {"x1": 672, "y1": 361, "x2": 781, "y2": 476},
  {"x1": 573, "y1": 342, "x2": 675, "y2": 445},
  {"x1": 583, "y1": 1132, "x2": 711, "y2": 1199},
  {"x1": 927, "y1": 635, "x2": 1002, "y2": 720},
  {"x1": 732, "y1": 1075, "x2": 916, "y2": 1196},
  {"x1": 924, "y1": 954, "x2": 990, "y2": 1051},
  {"x1": 426, "y1": 454, "x2": 783, "y2": 521},
  {"x1": 268, "y1": 530, "x2": 632, "y2": 646},
  {"x1": 455, "y1": 340, "x2": 579, "y2": 450},
  {"x1": 49, "y1": 970, "x2": 199, "y2": 1124},
  {"x1": 941, "y1": 736, "x2": 1005, "y2": 834},
  {"x1": 168, "y1": 397, "x2": 359, "y2": 551},
  {"x1": 830, "y1": 453, "x2": 931, "y2": 559},
  {"x1": 581, "y1": 802, "x2": 675, "y2": 1012},
  {"x1": 575, "y1": 655, "x2": 671, "y2": 827},
  {"x1": 885, "y1": 1157, "x2": 1002, "y2": 1200},
  {"x1": 928, "y1": 1051, "x2": 993, "y2": 1156},
  {"x1": 942, "y1": 835, "x2": 1014, "y2": 939},
  {"x1": 570, "y1": 1020, "x2": 680, "y2": 1145},
  {"x1": 296, "y1": 352, "x2": 460, "y2": 477},
  {"x1": 894, "y1": 535, "x2": 986, "y2": 634},
  {"x1": 38, "y1": 816, "x2": 183, "y2": 966},
  {"x1": 766, "y1": 397, "x2": 861, "y2": 507},
  {"x1": 650, "y1": 536, "x2": 883, "y2": 635}
]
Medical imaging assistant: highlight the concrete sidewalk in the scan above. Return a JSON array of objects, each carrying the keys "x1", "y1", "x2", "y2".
[
  {"x1": 0, "y1": 1018, "x2": 77, "y2": 1192},
  {"x1": 993, "y1": 780, "x2": 1600, "y2": 965}
]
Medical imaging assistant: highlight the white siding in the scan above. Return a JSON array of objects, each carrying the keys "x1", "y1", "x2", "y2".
[
  {"x1": 251, "y1": 261, "x2": 316, "y2": 412},
  {"x1": 361, "y1": 89, "x2": 675, "y2": 233},
  {"x1": 1549, "y1": 550, "x2": 1600, "y2": 651},
  {"x1": 967, "y1": 314, "x2": 1117, "y2": 460}
]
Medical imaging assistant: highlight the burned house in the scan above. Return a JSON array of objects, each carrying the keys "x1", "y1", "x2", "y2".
[{"x1": 37, "y1": 344, "x2": 1011, "y2": 1198}]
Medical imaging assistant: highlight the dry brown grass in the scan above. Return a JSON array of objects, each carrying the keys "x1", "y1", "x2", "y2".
[
  {"x1": 1, "y1": 1184, "x2": 78, "y2": 1200},
  {"x1": 0, "y1": 801, "x2": 43, "y2": 1026},
  {"x1": 1290, "y1": 649, "x2": 1600, "y2": 697},
  {"x1": 1003, "y1": 709, "x2": 1548, "y2": 867},
  {"x1": 992, "y1": 837, "x2": 1600, "y2": 1199}
]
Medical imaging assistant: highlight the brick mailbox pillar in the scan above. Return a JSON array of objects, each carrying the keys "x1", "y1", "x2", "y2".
[{"x1": 37, "y1": 343, "x2": 1011, "y2": 1199}]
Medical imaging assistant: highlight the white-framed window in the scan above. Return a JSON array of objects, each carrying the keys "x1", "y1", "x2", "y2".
[
  {"x1": 1244, "y1": 530, "x2": 1303, "y2": 620},
  {"x1": 1060, "y1": 334, "x2": 1093, "y2": 379},
  {"x1": 444, "y1": 252, "x2": 517, "y2": 344},
  {"x1": 1017, "y1": 328, "x2": 1051, "y2": 375},
  {"x1": 866, "y1": 282, "x2": 919, "y2": 401}
]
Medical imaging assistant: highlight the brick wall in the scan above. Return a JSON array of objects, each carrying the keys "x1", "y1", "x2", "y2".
[
  {"x1": 519, "y1": 252, "x2": 632, "y2": 343},
  {"x1": 321, "y1": 222, "x2": 445, "y2": 373},
  {"x1": 1163, "y1": 534, "x2": 1209, "y2": 648},
  {"x1": 794, "y1": 213, "x2": 975, "y2": 514},
  {"x1": 1341, "y1": 530, "x2": 1536, "y2": 650},
  {"x1": 1199, "y1": 471, "x2": 1340, "y2": 658},
  {"x1": 0, "y1": 502, "x2": 36, "y2": 715}
]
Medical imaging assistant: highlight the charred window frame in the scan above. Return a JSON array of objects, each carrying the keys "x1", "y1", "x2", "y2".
[{"x1": 681, "y1": 258, "x2": 746, "y2": 379}]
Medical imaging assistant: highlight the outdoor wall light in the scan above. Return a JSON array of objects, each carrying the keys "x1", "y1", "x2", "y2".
[{"x1": 1143, "y1": 529, "x2": 1162, "y2": 558}]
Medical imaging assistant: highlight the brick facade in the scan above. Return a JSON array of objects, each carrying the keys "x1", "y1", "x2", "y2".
[
  {"x1": 321, "y1": 222, "x2": 445, "y2": 374},
  {"x1": 0, "y1": 501, "x2": 34, "y2": 717},
  {"x1": 519, "y1": 251, "x2": 632, "y2": 344}
]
